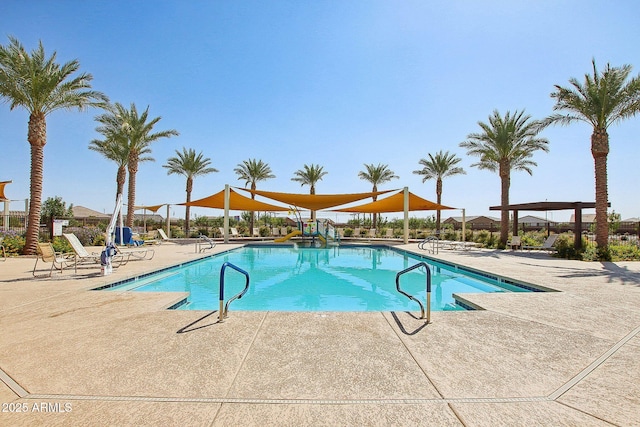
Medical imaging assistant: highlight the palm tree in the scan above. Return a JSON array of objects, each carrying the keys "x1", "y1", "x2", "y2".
[
  {"x1": 164, "y1": 148, "x2": 218, "y2": 234},
  {"x1": 413, "y1": 151, "x2": 465, "y2": 231},
  {"x1": 0, "y1": 36, "x2": 108, "y2": 254},
  {"x1": 460, "y1": 110, "x2": 549, "y2": 245},
  {"x1": 543, "y1": 60, "x2": 640, "y2": 253},
  {"x1": 291, "y1": 164, "x2": 328, "y2": 220},
  {"x1": 357, "y1": 163, "x2": 399, "y2": 228},
  {"x1": 95, "y1": 102, "x2": 178, "y2": 227},
  {"x1": 234, "y1": 159, "x2": 275, "y2": 231},
  {"x1": 89, "y1": 131, "x2": 130, "y2": 203}
]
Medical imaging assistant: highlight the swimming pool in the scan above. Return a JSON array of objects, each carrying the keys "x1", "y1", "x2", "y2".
[{"x1": 103, "y1": 245, "x2": 534, "y2": 312}]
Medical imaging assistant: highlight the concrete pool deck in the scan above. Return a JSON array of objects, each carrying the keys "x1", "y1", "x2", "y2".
[{"x1": 0, "y1": 242, "x2": 639, "y2": 426}]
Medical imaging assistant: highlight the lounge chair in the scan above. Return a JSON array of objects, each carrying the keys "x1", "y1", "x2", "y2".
[
  {"x1": 230, "y1": 227, "x2": 241, "y2": 238},
  {"x1": 33, "y1": 242, "x2": 75, "y2": 277},
  {"x1": 62, "y1": 233, "x2": 104, "y2": 272},
  {"x1": 271, "y1": 227, "x2": 280, "y2": 237},
  {"x1": 523, "y1": 234, "x2": 559, "y2": 252},
  {"x1": 385, "y1": 229, "x2": 394, "y2": 238},
  {"x1": 507, "y1": 235, "x2": 522, "y2": 250},
  {"x1": 368, "y1": 229, "x2": 377, "y2": 238},
  {"x1": 252, "y1": 227, "x2": 260, "y2": 238},
  {"x1": 64, "y1": 233, "x2": 136, "y2": 270},
  {"x1": 114, "y1": 227, "x2": 144, "y2": 246},
  {"x1": 157, "y1": 228, "x2": 173, "y2": 242}
]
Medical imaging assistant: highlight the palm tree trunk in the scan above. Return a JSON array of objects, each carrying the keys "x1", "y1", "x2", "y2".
[
  {"x1": 249, "y1": 182, "x2": 256, "y2": 232},
  {"x1": 126, "y1": 156, "x2": 138, "y2": 228},
  {"x1": 185, "y1": 177, "x2": 193, "y2": 234},
  {"x1": 499, "y1": 161, "x2": 510, "y2": 245},
  {"x1": 372, "y1": 184, "x2": 378, "y2": 229},
  {"x1": 435, "y1": 178, "x2": 443, "y2": 231},
  {"x1": 116, "y1": 165, "x2": 126, "y2": 202},
  {"x1": 23, "y1": 113, "x2": 46, "y2": 255},
  {"x1": 310, "y1": 184, "x2": 316, "y2": 221},
  {"x1": 592, "y1": 128, "x2": 610, "y2": 249}
]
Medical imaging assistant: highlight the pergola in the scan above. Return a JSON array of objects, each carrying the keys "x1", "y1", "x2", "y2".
[{"x1": 489, "y1": 201, "x2": 608, "y2": 250}]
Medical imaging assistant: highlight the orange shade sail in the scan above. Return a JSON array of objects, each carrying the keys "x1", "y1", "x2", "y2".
[
  {"x1": 182, "y1": 188, "x2": 290, "y2": 211},
  {"x1": 236, "y1": 188, "x2": 396, "y2": 211},
  {"x1": 0, "y1": 181, "x2": 12, "y2": 201},
  {"x1": 134, "y1": 204, "x2": 165, "y2": 213},
  {"x1": 334, "y1": 191, "x2": 455, "y2": 213}
]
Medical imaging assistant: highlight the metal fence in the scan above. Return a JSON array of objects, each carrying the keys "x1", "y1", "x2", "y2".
[{"x1": 2, "y1": 213, "x2": 639, "y2": 245}]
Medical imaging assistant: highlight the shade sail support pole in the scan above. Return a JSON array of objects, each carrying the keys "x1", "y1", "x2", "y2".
[
  {"x1": 403, "y1": 187, "x2": 409, "y2": 244},
  {"x1": 224, "y1": 184, "x2": 230, "y2": 244},
  {"x1": 461, "y1": 208, "x2": 466, "y2": 243},
  {"x1": 166, "y1": 205, "x2": 171, "y2": 238}
]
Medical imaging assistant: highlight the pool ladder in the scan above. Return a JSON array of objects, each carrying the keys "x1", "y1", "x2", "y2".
[
  {"x1": 395, "y1": 262, "x2": 431, "y2": 323},
  {"x1": 218, "y1": 262, "x2": 250, "y2": 322}
]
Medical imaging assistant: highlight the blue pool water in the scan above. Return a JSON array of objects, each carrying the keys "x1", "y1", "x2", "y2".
[{"x1": 104, "y1": 245, "x2": 532, "y2": 312}]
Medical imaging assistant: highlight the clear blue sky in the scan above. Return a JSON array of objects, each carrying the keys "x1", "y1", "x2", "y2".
[{"x1": 1, "y1": 0, "x2": 639, "y2": 223}]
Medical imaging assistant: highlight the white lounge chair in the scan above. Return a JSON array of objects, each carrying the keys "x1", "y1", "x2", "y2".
[
  {"x1": 157, "y1": 228, "x2": 172, "y2": 242},
  {"x1": 63, "y1": 233, "x2": 138, "y2": 271},
  {"x1": 252, "y1": 227, "x2": 260, "y2": 237},
  {"x1": 62, "y1": 233, "x2": 103, "y2": 272},
  {"x1": 230, "y1": 227, "x2": 241, "y2": 238},
  {"x1": 523, "y1": 234, "x2": 559, "y2": 252},
  {"x1": 272, "y1": 227, "x2": 280, "y2": 237}
]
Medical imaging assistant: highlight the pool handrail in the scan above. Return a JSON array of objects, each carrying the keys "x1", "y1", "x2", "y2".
[
  {"x1": 395, "y1": 262, "x2": 431, "y2": 323},
  {"x1": 219, "y1": 262, "x2": 250, "y2": 322}
]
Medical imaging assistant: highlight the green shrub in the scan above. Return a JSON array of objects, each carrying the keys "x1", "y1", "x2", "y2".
[
  {"x1": 0, "y1": 231, "x2": 25, "y2": 255},
  {"x1": 259, "y1": 226, "x2": 269, "y2": 237},
  {"x1": 344, "y1": 228, "x2": 353, "y2": 237},
  {"x1": 52, "y1": 236, "x2": 72, "y2": 254},
  {"x1": 608, "y1": 244, "x2": 640, "y2": 261}
]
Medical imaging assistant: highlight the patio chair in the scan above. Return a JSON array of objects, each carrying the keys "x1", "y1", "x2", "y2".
[
  {"x1": 523, "y1": 234, "x2": 559, "y2": 252},
  {"x1": 252, "y1": 227, "x2": 260, "y2": 238},
  {"x1": 507, "y1": 235, "x2": 522, "y2": 250},
  {"x1": 271, "y1": 227, "x2": 280, "y2": 237},
  {"x1": 230, "y1": 227, "x2": 242, "y2": 238},
  {"x1": 157, "y1": 228, "x2": 174, "y2": 243},
  {"x1": 33, "y1": 242, "x2": 75, "y2": 277},
  {"x1": 115, "y1": 242, "x2": 155, "y2": 261},
  {"x1": 62, "y1": 233, "x2": 103, "y2": 273},
  {"x1": 114, "y1": 227, "x2": 144, "y2": 246}
]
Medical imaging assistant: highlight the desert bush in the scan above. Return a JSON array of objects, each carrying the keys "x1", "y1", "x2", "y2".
[{"x1": 0, "y1": 230, "x2": 25, "y2": 255}]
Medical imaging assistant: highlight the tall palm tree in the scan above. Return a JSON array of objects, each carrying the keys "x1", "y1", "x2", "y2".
[
  {"x1": 0, "y1": 36, "x2": 108, "y2": 254},
  {"x1": 291, "y1": 164, "x2": 327, "y2": 220},
  {"x1": 164, "y1": 148, "x2": 218, "y2": 234},
  {"x1": 95, "y1": 102, "x2": 178, "y2": 227},
  {"x1": 413, "y1": 151, "x2": 465, "y2": 231},
  {"x1": 89, "y1": 131, "x2": 130, "y2": 203},
  {"x1": 357, "y1": 163, "x2": 399, "y2": 228},
  {"x1": 543, "y1": 60, "x2": 640, "y2": 253},
  {"x1": 460, "y1": 110, "x2": 549, "y2": 245},
  {"x1": 234, "y1": 159, "x2": 275, "y2": 231}
]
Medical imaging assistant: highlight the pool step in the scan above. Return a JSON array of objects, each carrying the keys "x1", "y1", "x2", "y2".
[{"x1": 108, "y1": 270, "x2": 180, "y2": 291}]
